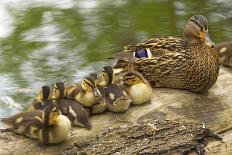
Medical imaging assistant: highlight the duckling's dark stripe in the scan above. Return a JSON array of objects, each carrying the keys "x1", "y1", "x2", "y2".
[
  {"x1": 43, "y1": 101, "x2": 56, "y2": 126},
  {"x1": 42, "y1": 86, "x2": 50, "y2": 100},
  {"x1": 84, "y1": 77, "x2": 95, "y2": 88},
  {"x1": 89, "y1": 73, "x2": 98, "y2": 81},
  {"x1": 123, "y1": 76, "x2": 136, "y2": 81},
  {"x1": 123, "y1": 72, "x2": 136, "y2": 80},
  {"x1": 103, "y1": 66, "x2": 113, "y2": 84},
  {"x1": 190, "y1": 19, "x2": 203, "y2": 32},
  {"x1": 56, "y1": 82, "x2": 65, "y2": 98},
  {"x1": 42, "y1": 126, "x2": 49, "y2": 144}
]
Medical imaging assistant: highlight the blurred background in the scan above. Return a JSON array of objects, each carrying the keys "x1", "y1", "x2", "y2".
[{"x1": 0, "y1": 0, "x2": 231, "y2": 117}]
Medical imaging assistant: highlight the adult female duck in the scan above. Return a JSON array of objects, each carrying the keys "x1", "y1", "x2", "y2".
[{"x1": 115, "y1": 15, "x2": 220, "y2": 93}]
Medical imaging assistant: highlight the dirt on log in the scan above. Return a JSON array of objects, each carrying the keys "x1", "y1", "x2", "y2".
[{"x1": 1, "y1": 66, "x2": 232, "y2": 155}]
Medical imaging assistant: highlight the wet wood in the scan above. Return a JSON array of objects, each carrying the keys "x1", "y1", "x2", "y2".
[{"x1": 1, "y1": 66, "x2": 232, "y2": 154}]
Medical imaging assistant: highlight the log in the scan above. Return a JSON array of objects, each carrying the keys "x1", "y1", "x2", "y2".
[{"x1": 1, "y1": 66, "x2": 232, "y2": 154}]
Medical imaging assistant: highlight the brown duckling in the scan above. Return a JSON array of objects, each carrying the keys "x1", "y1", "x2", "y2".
[
  {"x1": 88, "y1": 73, "x2": 107, "y2": 114},
  {"x1": 97, "y1": 66, "x2": 114, "y2": 86},
  {"x1": 64, "y1": 77, "x2": 97, "y2": 107},
  {"x1": 1, "y1": 102, "x2": 71, "y2": 144},
  {"x1": 215, "y1": 41, "x2": 232, "y2": 67},
  {"x1": 51, "y1": 82, "x2": 91, "y2": 129},
  {"x1": 97, "y1": 66, "x2": 129, "y2": 86},
  {"x1": 103, "y1": 84, "x2": 132, "y2": 113},
  {"x1": 122, "y1": 71, "x2": 152, "y2": 105},
  {"x1": 29, "y1": 86, "x2": 50, "y2": 111}
]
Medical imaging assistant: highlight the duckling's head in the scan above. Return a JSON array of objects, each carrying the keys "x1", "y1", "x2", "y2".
[
  {"x1": 81, "y1": 76, "x2": 96, "y2": 92},
  {"x1": 51, "y1": 82, "x2": 65, "y2": 100},
  {"x1": 184, "y1": 15, "x2": 215, "y2": 48},
  {"x1": 42, "y1": 101, "x2": 59, "y2": 126},
  {"x1": 122, "y1": 71, "x2": 144, "y2": 86},
  {"x1": 37, "y1": 86, "x2": 50, "y2": 100},
  {"x1": 98, "y1": 66, "x2": 114, "y2": 86}
]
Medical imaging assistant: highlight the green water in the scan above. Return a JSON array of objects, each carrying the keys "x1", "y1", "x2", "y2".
[{"x1": 0, "y1": 0, "x2": 231, "y2": 117}]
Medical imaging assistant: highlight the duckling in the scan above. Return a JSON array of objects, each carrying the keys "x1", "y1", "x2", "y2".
[
  {"x1": 97, "y1": 66, "x2": 130, "y2": 86},
  {"x1": 122, "y1": 71, "x2": 152, "y2": 105},
  {"x1": 64, "y1": 77, "x2": 97, "y2": 107},
  {"x1": 1, "y1": 102, "x2": 71, "y2": 144},
  {"x1": 29, "y1": 86, "x2": 50, "y2": 111},
  {"x1": 51, "y1": 82, "x2": 91, "y2": 129},
  {"x1": 103, "y1": 84, "x2": 132, "y2": 113},
  {"x1": 114, "y1": 15, "x2": 220, "y2": 93},
  {"x1": 97, "y1": 66, "x2": 114, "y2": 86},
  {"x1": 215, "y1": 41, "x2": 232, "y2": 67},
  {"x1": 88, "y1": 73, "x2": 107, "y2": 114}
]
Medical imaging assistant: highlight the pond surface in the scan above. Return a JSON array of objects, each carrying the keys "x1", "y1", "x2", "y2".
[{"x1": 0, "y1": 0, "x2": 231, "y2": 117}]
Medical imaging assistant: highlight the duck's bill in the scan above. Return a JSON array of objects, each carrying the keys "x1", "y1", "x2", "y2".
[{"x1": 205, "y1": 33, "x2": 215, "y2": 48}]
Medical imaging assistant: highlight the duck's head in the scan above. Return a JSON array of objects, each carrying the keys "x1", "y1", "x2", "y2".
[
  {"x1": 184, "y1": 15, "x2": 215, "y2": 48},
  {"x1": 122, "y1": 71, "x2": 144, "y2": 86},
  {"x1": 37, "y1": 86, "x2": 50, "y2": 100},
  {"x1": 98, "y1": 66, "x2": 114, "y2": 86},
  {"x1": 81, "y1": 76, "x2": 96, "y2": 92},
  {"x1": 51, "y1": 82, "x2": 65, "y2": 100},
  {"x1": 42, "y1": 102, "x2": 59, "y2": 126}
]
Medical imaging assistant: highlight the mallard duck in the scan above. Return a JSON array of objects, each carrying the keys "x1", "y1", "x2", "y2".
[
  {"x1": 1, "y1": 102, "x2": 71, "y2": 144},
  {"x1": 29, "y1": 86, "x2": 50, "y2": 111},
  {"x1": 104, "y1": 84, "x2": 132, "y2": 113},
  {"x1": 114, "y1": 15, "x2": 220, "y2": 93},
  {"x1": 51, "y1": 82, "x2": 91, "y2": 129},
  {"x1": 215, "y1": 41, "x2": 232, "y2": 67},
  {"x1": 122, "y1": 70, "x2": 152, "y2": 105}
]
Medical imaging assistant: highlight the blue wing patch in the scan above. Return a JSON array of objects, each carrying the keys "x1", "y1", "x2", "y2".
[
  {"x1": 134, "y1": 48, "x2": 152, "y2": 58},
  {"x1": 134, "y1": 49, "x2": 148, "y2": 58}
]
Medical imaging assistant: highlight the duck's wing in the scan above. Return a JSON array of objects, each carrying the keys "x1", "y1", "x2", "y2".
[
  {"x1": 115, "y1": 37, "x2": 184, "y2": 61},
  {"x1": 126, "y1": 37, "x2": 184, "y2": 56},
  {"x1": 66, "y1": 99, "x2": 91, "y2": 129},
  {"x1": 1, "y1": 111, "x2": 43, "y2": 134},
  {"x1": 114, "y1": 37, "x2": 185, "y2": 70},
  {"x1": 1, "y1": 111, "x2": 42, "y2": 124}
]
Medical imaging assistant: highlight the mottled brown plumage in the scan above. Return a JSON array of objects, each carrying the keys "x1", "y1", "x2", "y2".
[
  {"x1": 215, "y1": 41, "x2": 232, "y2": 67},
  {"x1": 115, "y1": 15, "x2": 220, "y2": 93}
]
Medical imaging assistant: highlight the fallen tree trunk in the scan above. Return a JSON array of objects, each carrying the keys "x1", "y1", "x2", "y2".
[
  {"x1": 1, "y1": 66, "x2": 232, "y2": 154},
  {"x1": 64, "y1": 119, "x2": 221, "y2": 155}
]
